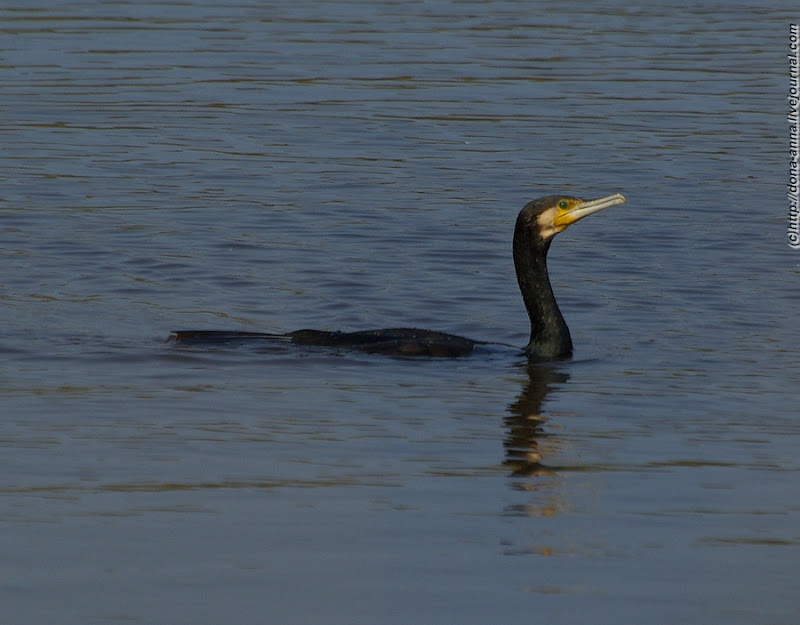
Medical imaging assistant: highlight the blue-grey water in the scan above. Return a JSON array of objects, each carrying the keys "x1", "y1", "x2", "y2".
[{"x1": 2, "y1": 1, "x2": 799, "y2": 624}]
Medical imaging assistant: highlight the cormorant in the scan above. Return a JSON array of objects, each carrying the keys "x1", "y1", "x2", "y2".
[{"x1": 171, "y1": 193, "x2": 626, "y2": 359}]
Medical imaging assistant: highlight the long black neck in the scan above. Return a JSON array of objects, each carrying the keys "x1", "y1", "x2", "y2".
[{"x1": 513, "y1": 227, "x2": 572, "y2": 360}]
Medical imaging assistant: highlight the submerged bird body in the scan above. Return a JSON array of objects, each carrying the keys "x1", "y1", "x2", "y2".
[
  {"x1": 174, "y1": 328, "x2": 477, "y2": 357},
  {"x1": 172, "y1": 193, "x2": 625, "y2": 359}
]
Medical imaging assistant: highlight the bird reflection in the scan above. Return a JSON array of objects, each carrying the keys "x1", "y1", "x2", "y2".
[{"x1": 504, "y1": 363, "x2": 569, "y2": 477}]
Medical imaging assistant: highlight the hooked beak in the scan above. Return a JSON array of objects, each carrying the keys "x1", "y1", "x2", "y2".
[{"x1": 553, "y1": 193, "x2": 626, "y2": 231}]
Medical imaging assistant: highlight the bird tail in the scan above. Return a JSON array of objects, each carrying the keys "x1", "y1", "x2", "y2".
[{"x1": 169, "y1": 330, "x2": 291, "y2": 344}]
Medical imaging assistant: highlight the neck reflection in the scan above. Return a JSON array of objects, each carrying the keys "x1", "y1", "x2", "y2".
[{"x1": 504, "y1": 363, "x2": 570, "y2": 477}]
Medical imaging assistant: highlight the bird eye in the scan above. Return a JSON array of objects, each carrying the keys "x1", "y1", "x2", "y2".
[{"x1": 558, "y1": 201, "x2": 568, "y2": 209}]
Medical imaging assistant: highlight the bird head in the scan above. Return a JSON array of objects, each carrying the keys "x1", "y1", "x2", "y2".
[{"x1": 518, "y1": 193, "x2": 626, "y2": 243}]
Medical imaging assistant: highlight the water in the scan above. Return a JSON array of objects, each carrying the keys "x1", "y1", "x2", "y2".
[{"x1": 2, "y1": 1, "x2": 799, "y2": 623}]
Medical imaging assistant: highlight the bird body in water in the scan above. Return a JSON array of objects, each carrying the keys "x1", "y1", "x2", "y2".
[{"x1": 172, "y1": 193, "x2": 626, "y2": 360}]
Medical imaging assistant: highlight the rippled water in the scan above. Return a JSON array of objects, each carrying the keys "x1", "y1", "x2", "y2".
[{"x1": 2, "y1": 2, "x2": 799, "y2": 624}]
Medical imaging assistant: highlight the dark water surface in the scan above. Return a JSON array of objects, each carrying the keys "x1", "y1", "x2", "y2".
[{"x1": 2, "y1": 1, "x2": 799, "y2": 623}]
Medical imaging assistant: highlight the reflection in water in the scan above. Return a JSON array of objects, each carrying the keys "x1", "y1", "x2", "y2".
[{"x1": 504, "y1": 364, "x2": 569, "y2": 478}]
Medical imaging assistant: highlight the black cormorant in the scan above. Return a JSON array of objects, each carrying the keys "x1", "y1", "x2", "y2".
[{"x1": 171, "y1": 193, "x2": 626, "y2": 359}]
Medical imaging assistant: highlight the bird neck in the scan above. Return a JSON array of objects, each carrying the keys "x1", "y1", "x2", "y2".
[{"x1": 513, "y1": 237, "x2": 573, "y2": 360}]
